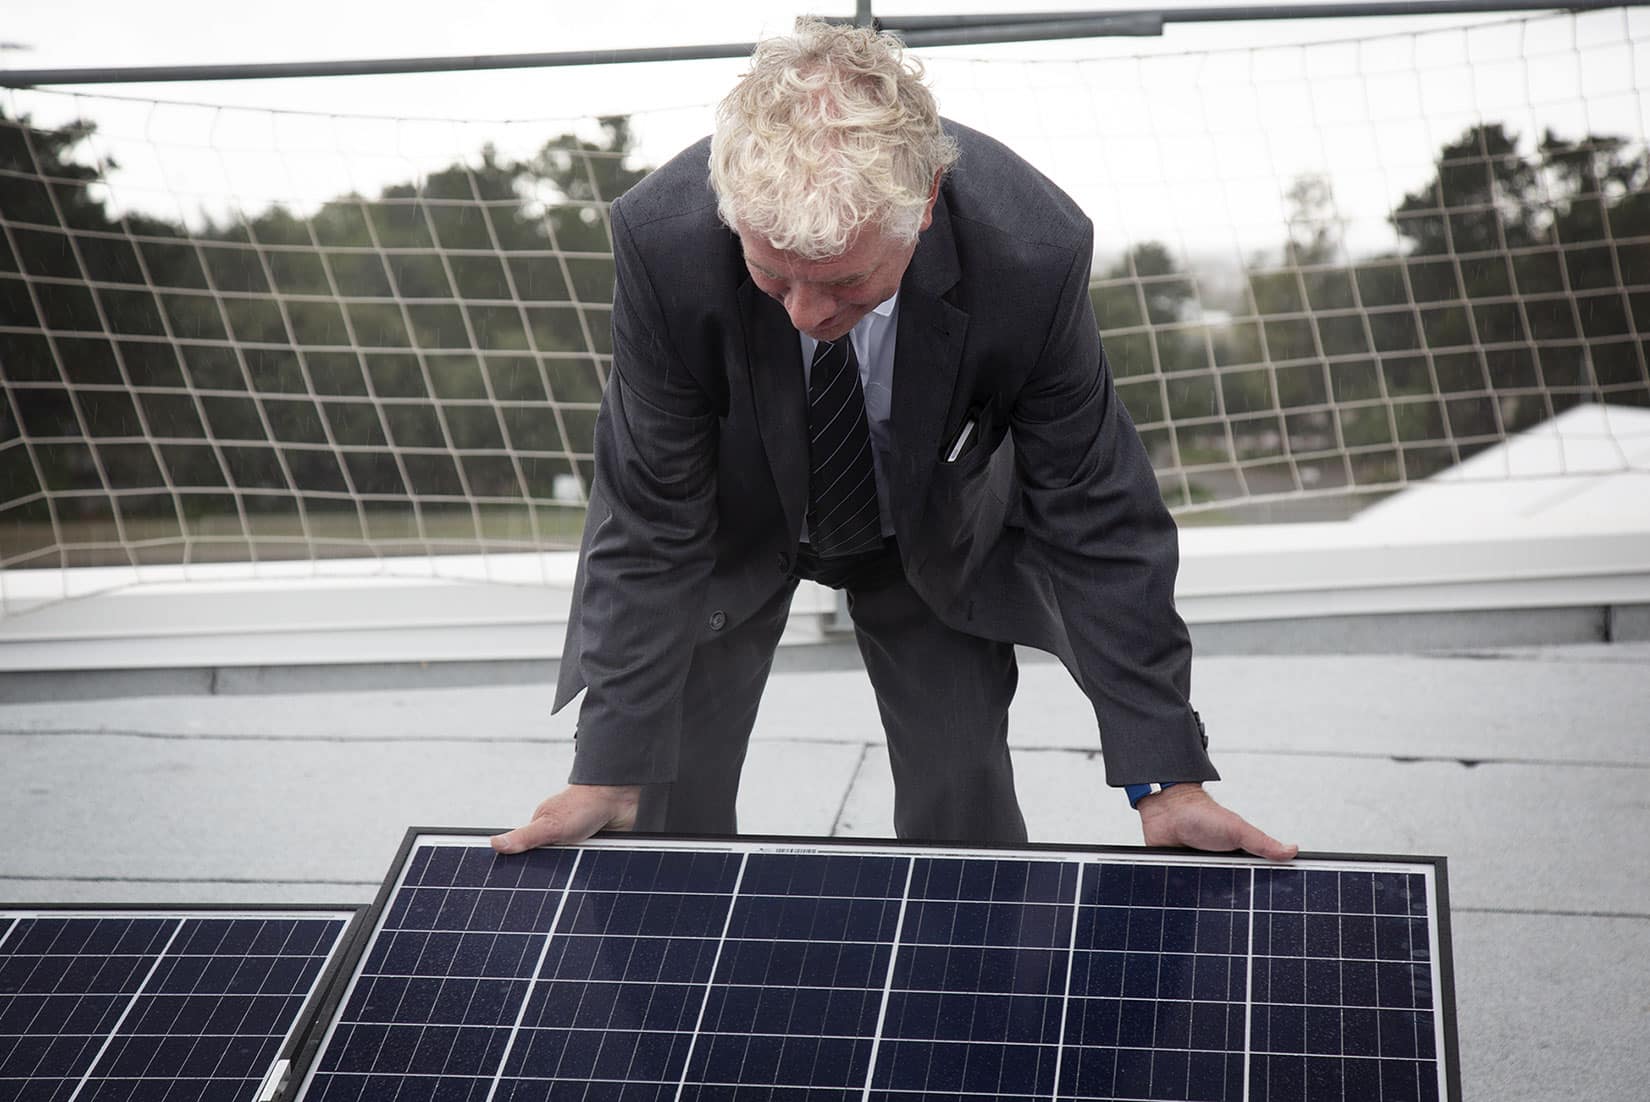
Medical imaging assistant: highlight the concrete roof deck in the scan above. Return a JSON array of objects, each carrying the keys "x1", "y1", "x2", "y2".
[{"x1": 2, "y1": 640, "x2": 1645, "y2": 1100}]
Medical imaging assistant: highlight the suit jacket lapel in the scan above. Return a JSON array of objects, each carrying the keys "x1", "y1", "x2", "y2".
[
  {"x1": 740, "y1": 279, "x2": 808, "y2": 540},
  {"x1": 888, "y1": 191, "x2": 969, "y2": 526}
]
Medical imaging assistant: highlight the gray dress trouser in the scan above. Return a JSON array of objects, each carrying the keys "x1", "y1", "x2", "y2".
[{"x1": 632, "y1": 544, "x2": 1029, "y2": 845}]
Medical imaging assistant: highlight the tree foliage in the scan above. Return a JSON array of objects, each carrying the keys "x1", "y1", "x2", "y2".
[
  {"x1": 1093, "y1": 123, "x2": 1650, "y2": 499},
  {"x1": 1, "y1": 107, "x2": 647, "y2": 555}
]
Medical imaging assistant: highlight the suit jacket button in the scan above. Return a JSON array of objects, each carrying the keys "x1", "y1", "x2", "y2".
[
  {"x1": 708, "y1": 610, "x2": 727, "y2": 631},
  {"x1": 776, "y1": 552, "x2": 792, "y2": 573}
]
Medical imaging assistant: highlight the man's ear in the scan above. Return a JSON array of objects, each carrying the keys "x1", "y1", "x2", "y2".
[{"x1": 918, "y1": 170, "x2": 941, "y2": 232}]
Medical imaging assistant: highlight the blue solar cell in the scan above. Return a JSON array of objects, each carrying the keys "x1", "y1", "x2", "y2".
[
  {"x1": 1076, "y1": 902, "x2": 1130, "y2": 951},
  {"x1": 1126, "y1": 903, "x2": 1167, "y2": 950},
  {"x1": 1090, "y1": 862, "x2": 1134, "y2": 906},
  {"x1": 535, "y1": 1024, "x2": 617, "y2": 1079},
  {"x1": 1159, "y1": 905, "x2": 1198, "y2": 952},
  {"x1": 1195, "y1": 951, "x2": 1243, "y2": 1003},
  {"x1": 1188, "y1": 999, "x2": 1246, "y2": 1050},
  {"x1": 1303, "y1": 868, "x2": 1340, "y2": 910},
  {"x1": 1372, "y1": 871, "x2": 1415, "y2": 913},
  {"x1": 1259, "y1": 866, "x2": 1308, "y2": 911},
  {"x1": 1114, "y1": 996, "x2": 1161, "y2": 1046},
  {"x1": 738, "y1": 852, "x2": 896, "y2": 899},
  {"x1": 1119, "y1": 949, "x2": 1166, "y2": 997},
  {"x1": 1260, "y1": 909, "x2": 1303, "y2": 956},
  {"x1": 1341, "y1": 957, "x2": 1379, "y2": 1004},
  {"x1": 1339, "y1": 869, "x2": 1377, "y2": 913},
  {"x1": 1333, "y1": 910, "x2": 1372, "y2": 956},
  {"x1": 1069, "y1": 945, "x2": 1124, "y2": 998},
  {"x1": 1380, "y1": 961, "x2": 1432, "y2": 1008},
  {"x1": 1162, "y1": 864, "x2": 1205, "y2": 908},
  {"x1": 731, "y1": 893, "x2": 860, "y2": 942},
  {"x1": 1128, "y1": 863, "x2": 1171, "y2": 904},
  {"x1": 1335, "y1": 1004, "x2": 1377, "y2": 1057}
]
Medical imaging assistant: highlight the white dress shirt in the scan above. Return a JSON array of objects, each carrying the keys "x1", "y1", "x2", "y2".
[{"x1": 798, "y1": 292, "x2": 899, "y2": 540}]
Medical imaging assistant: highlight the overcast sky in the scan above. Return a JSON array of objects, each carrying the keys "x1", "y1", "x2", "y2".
[
  {"x1": 3, "y1": 3, "x2": 1643, "y2": 261},
  {"x1": 2, "y1": 2, "x2": 1521, "y2": 120}
]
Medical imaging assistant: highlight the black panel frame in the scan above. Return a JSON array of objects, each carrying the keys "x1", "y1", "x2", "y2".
[{"x1": 287, "y1": 828, "x2": 1460, "y2": 1101}]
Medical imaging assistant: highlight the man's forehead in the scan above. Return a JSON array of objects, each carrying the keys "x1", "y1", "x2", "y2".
[
  {"x1": 739, "y1": 226, "x2": 891, "y2": 276},
  {"x1": 743, "y1": 250, "x2": 872, "y2": 280}
]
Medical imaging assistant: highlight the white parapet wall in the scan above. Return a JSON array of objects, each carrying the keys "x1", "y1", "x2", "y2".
[
  {"x1": 0, "y1": 521, "x2": 1644, "y2": 678},
  {"x1": 1, "y1": 405, "x2": 1647, "y2": 678}
]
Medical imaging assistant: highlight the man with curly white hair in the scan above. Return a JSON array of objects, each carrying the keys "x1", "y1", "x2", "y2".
[{"x1": 495, "y1": 19, "x2": 1295, "y2": 861}]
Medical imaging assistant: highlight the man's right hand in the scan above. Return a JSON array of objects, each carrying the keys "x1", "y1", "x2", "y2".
[{"x1": 490, "y1": 784, "x2": 642, "y2": 854}]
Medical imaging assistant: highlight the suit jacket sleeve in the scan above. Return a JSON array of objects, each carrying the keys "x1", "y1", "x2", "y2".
[
  {"x1": 563, "y1": 197, "x2": 720, "y2": 785},
  {"x1": 1011, "y1": 229, "x2": 1217, "y2": 786}
]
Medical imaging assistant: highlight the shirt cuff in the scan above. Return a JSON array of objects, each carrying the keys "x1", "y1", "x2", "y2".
[{"x1": 1125, "y1": 781, "x2": 1179, "y2": 809}]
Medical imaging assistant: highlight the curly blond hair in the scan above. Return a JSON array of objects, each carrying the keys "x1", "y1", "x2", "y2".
[{"x1": 710, "y1": 18, "x2": 959, "y2": 259}]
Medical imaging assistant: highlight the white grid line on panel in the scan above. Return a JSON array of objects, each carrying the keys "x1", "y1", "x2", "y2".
[
  {"x1": 1242, "y1": 868, "x2": 1257, "y2": 1102},
  {"x1": 480, "y1": 847, "x2": 585, "y2": 1102},
  {"x1": 671, "y1": 852, "x2": 750, "y2": 1101},
  {"x1": 859, "y1": 856, "x2": 917, "y2": 1102},
  {"x1": 1050, "y1": 861, "x2": 1085, "y2": 1102}
]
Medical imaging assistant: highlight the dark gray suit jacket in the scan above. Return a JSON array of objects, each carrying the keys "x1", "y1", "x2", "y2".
[{"x1": 554, "y1": 121, "x2": 1218, "y2": 791}]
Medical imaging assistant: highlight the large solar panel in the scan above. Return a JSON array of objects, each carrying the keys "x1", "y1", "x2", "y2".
[
  {"x1": 0, "y1": 906, "x2": 356, "y2": 1102},
  {"x1": 293, "y1": 832, "x2": 1458, "y2": 1101}
]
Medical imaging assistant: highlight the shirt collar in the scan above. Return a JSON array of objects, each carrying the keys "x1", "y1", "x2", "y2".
[{"x1": 870, "y1": 292, "x2": 898, "y2": 319}]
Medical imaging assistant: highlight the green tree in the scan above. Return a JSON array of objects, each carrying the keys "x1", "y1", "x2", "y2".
[
  {"x1": 1092, "y1": 242, "x2": 1214, "y2": 460},
  {"x1": 1540, "y1": 130, "x2": 1650, "y2": 398},
  {"x1": 1392, "y1": 122, "x2": 1544, "y2": 259},
  {"x1": 1, "y1": 109, "x2": 138, "y2": 541},
  {"x1": 1, "y1": 103, "x2": 657, "y2": 562}
]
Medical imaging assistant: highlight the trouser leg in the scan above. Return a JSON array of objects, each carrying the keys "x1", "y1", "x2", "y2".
[
  {"x1": 633, "y1": 579, "x2": 797, "y2": 834},
  {"x1": 846, "y1": 571, "x2": 1027, "y2": 844}
]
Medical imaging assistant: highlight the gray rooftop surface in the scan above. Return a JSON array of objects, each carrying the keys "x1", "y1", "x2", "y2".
[{"x1": 3, "y1": 641, "x2": 1646, "y2": 1100}]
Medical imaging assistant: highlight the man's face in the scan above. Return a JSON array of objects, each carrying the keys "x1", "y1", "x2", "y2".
[{"x1": 737, "y1": 182, "x2": 938, "y2": 342}]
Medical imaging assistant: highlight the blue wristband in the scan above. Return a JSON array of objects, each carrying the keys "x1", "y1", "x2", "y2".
[{"x1": 1125, "y1": 782, "x2": 1178, "y2": 809}]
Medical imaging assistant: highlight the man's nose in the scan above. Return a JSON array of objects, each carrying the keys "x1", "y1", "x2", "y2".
[{"x1": 783, "y1": 283, "x2": 835, "y2": 332}]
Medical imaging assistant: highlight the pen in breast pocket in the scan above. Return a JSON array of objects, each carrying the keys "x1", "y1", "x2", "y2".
[{"x1": 944, "y1": 417, "x2": 977, "y2": 463}]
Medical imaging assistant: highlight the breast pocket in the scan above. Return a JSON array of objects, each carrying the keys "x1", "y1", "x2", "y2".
[
  {"x1": 931, "y1": 430, "x2": 1012, "y2": 530},
  {"x1": 940, "y1": 435, "x2": 995, "y2": 480},
  {"x1": 938, "y1": 399, "x2": 1002, "y2": 469}
]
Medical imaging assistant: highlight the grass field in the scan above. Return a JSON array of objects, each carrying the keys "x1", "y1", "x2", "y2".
[{"x1": 1, "y1": 504, "x2": 590, "y2": 569}]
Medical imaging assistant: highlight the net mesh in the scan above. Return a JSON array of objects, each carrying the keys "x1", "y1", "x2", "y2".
[{"x1": 2, "y1": 6, "x2": 1647, "y2": 587}]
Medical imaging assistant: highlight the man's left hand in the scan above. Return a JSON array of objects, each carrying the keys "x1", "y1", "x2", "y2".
[{"x1": 1137, "y1": 783, "x2": 1298, "y2": 862}]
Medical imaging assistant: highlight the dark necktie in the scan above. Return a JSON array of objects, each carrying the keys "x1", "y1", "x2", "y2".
[{"x1": 806, "y1": 337, "x2": 882, "y2": 558}]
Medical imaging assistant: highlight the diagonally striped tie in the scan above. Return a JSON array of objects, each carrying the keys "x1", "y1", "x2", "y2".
[{"x1": 806, "y1": 337, "x2": 883, "y2": 558}]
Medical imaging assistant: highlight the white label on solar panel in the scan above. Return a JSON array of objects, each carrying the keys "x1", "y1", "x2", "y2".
[{"x1": 257, "y1": 1057, "x2": 290, "y2": 1102}]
